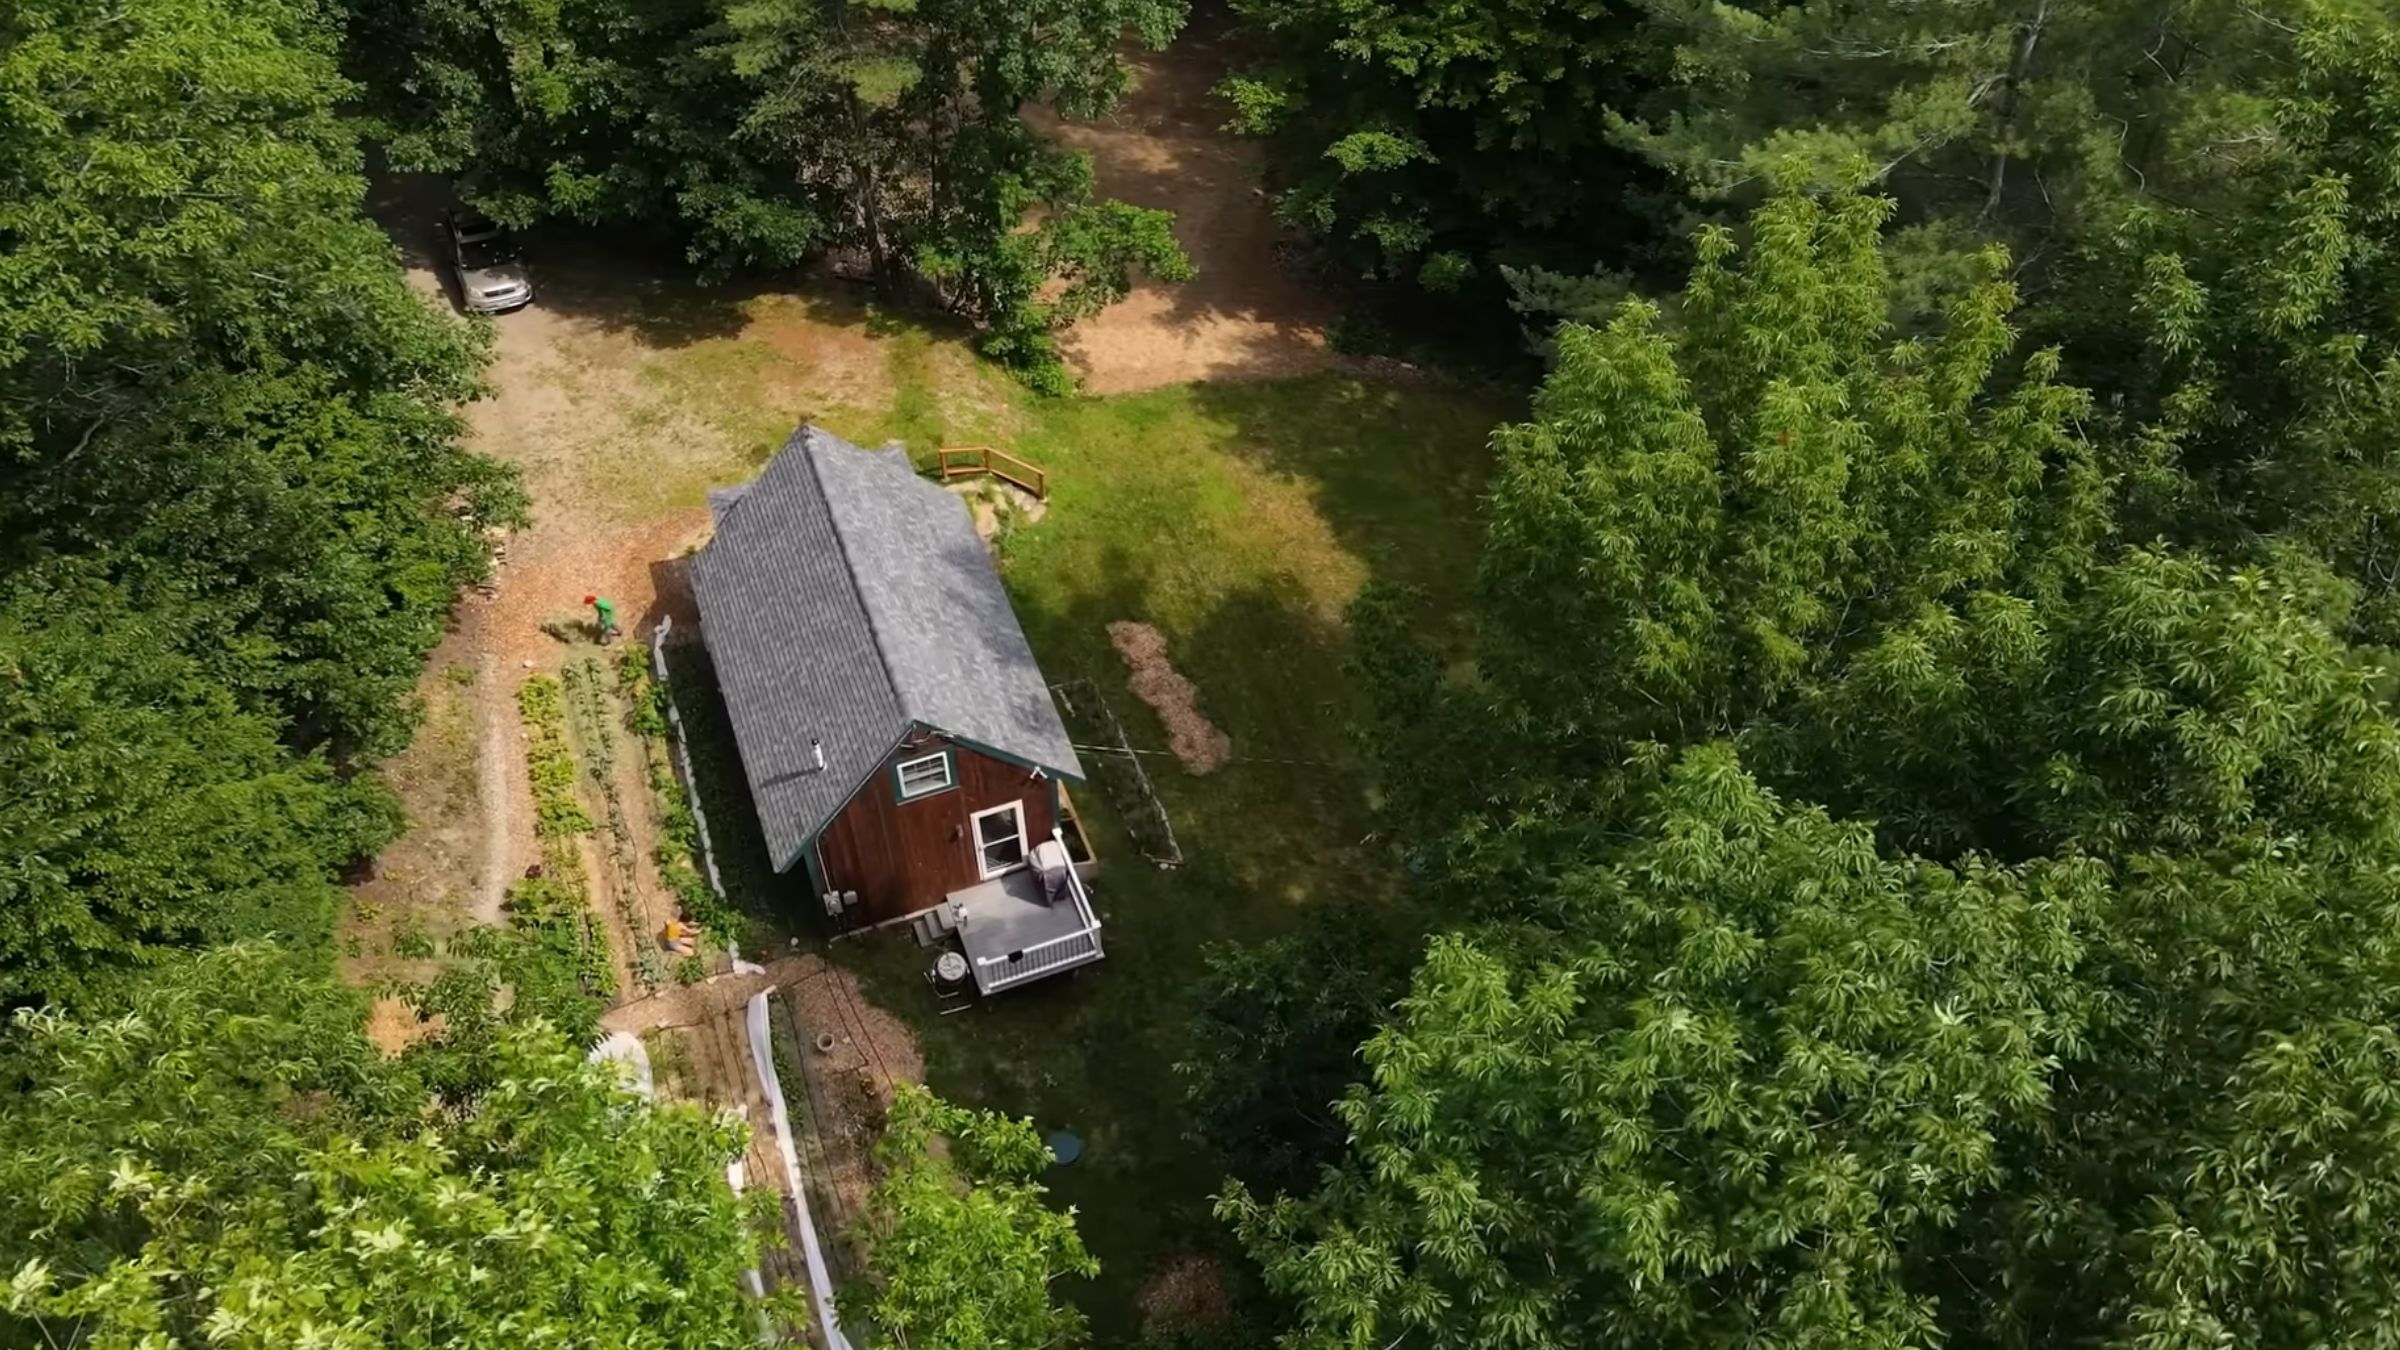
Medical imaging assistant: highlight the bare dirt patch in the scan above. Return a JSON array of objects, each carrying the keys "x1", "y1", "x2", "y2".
[
  {"x1": 772, "y1": 957, "x2": 927, "y2": 1276},
  {"x1": 1138, "y1": 1255, "x2": 1236, "y2": 1335},
  {"x1": 364, "y1": 998, "x2": 449, "y2": 1056},
  {"x1": 1109, "y1": 621, "x2": 1232, "y2": 773},
  {"x1": 1032, "y1": 16, "x2": 1354, "y2": 394}
]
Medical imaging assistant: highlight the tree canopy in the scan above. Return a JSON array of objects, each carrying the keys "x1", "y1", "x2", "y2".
[
  {"x1": 3, "y1": 0, "x2": 519, "y2": 757},
  {"x1": 1234, "y1": 180, "x2": 2400, "y2": 1348},
  {"x1": 1227, "y1": 747, "x2": 2096, "y2": 1350},
  {"x1": 343, "y1": 0, "x2": 1194, "y2": 388},
  {"x1": 846, "y1": 1084, "x2": 1098, "y2": 1350},
  {"x1": 0, "y1": 0, "x2": 515, "y2": 1004},
  {"x1": 1477, "y1": 190, "x2": 2101, "y2": 754},
  {"x1": 0, "y1": 570, "x2": 392, "y2": 1006},
  {"x1": 1214, "y1": 0, "x2": 1681, "y2": 306},
  {"x1": 0, "y1": 947, "x2": 773, "y2": 1348}
]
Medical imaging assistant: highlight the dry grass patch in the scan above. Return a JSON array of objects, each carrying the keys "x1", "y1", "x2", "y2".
[
  {"x1": 1108, "y1": 621, "x2": 1232, "y2": 774},
  {"x1": 340, "y1": 648, "x2": 485, "y2": 983}
]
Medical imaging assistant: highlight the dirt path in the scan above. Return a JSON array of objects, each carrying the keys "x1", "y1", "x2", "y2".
[
  {"x1": 601, "y1": 954, "x2": 818, "y2": 1033},
  {"x1": 471, "y1": 646, "x2": 513, "y2": 920},
  {"x1": 1033, "y1": 16, "x2": 1354, "y2": 393},
  {"x1": 771, "y1": 958, "x2": 925, "y2": 1279},
  {"x1": 372, "y1": 169, "x2": 720, "y2": 935}
]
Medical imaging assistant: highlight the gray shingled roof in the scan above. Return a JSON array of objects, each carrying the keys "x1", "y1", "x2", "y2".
[{"x1": 690, "y1": 426, "x2": 1084, "y2": 872}]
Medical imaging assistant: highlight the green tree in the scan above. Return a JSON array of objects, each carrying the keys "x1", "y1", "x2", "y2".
[
  {"x1": 350, "y1": 0, "x2": 1194, "y2": 389},
  {"x1": 1625, "y1": 0, "x2": 2304, "y2": 235},
  {"x1": 0, "y1": 569, "x2": 392, "y2": 1007},
  {"x1": 1216, "y1": 0, "x2": 1684, "y2": 312},
  {"x1": 1179, "y1": 901, "x2": 1422, "y2": 1197},
  {"x1": 2, "y1": 0, "x2": 519, "y2": 756},
  {"x1": 1305, "y1": 185, "x2": 2400, "y2": 1349},
  {"x1": 847, "y1": 1083, "x2": 1097, "y2": 1350},
  {"x1": 1225, "y1": 747, "x2": 2096, "y2": 1350},
  {"x1": 344, "y1": 0, "x2": 803, "y2": 258},
  {"x1": 1462, "y1": 191, "x2": 2400, "y2": 869},
  {"x1": 0, "y1": 0, "x2": 517, "y2": 998},
  {"x1": 0, "y1": 946, "x2": 776, "y2": 1347},
  {"x1": 1477, "y1": 190, "x2": 2102, "y2": 755},
  {"x1": 705, "y1": 0, "x2": 1196, "y2": 387},
  {"x1": 1572, "y1": 2, "x2": 2400, "y2": 651},
  {"x1": 1945, "y1": 839, "x2": 2400, "y2": 1349},
  {"x1": 1236, "y1": 744, "x2": 2400, "y2": 1350},
  {"x1": 1774, "y1": 547, "x2": 2400, "y2": 859},
  {"x1": 2039, "y1": 6, "x2": 2400, "y2": 643}
]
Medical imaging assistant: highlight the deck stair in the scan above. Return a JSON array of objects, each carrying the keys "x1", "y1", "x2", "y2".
[{"x1": 910, "y1": 901, "x2": 962, "y2": 948}]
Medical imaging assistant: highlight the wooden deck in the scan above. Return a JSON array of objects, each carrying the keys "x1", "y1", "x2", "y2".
[{"x1": 943, "y1": 842, "x2": 1104, "y2": 994}]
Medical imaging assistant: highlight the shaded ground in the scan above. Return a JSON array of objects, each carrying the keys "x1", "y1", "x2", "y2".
[
  {"x1": 773, "y1": 374, "x2": 1511, "y2": 1338},
  {"x1": 1033, "y1": 14, "x2": 1352, "y2": 393},
  {"x1": 769, "y1": 961, "x2": 928, "y2": 1281}
]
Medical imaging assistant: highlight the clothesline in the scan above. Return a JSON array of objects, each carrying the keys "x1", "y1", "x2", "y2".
[{"x1": 1067, "y1": 741, "x2": 1346, "y2": 769}]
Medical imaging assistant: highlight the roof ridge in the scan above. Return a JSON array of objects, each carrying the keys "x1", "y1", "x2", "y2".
[
  {"x1": 707, "y1": 426, "x2": 805, "y2": 532},
  {"x1": 801, "y1": 426, "x2": 909, "y2": 727}
]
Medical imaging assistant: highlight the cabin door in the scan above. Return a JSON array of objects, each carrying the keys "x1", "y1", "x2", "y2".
[{"x1": 970, "y1": 800, "x2": 1028, "y2": 878}]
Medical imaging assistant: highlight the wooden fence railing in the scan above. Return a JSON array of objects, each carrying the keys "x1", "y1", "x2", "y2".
[{"x1": 936, "y1": 445, "x2": 1049, "y2": 500}]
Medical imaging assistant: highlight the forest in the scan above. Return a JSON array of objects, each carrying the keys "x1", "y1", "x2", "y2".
[{"x1": 6, "y1": 0, "x2": 2400, "y2": 1345}]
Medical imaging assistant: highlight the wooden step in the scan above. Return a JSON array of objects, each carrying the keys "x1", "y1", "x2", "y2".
[{"x1": 911, "y1": 904, "x2": 959, "y2": 948}]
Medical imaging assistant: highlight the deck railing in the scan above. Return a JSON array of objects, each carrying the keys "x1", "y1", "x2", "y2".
[
  {"x1": 936, "y1": 445, "x2": 1049, "y2": 500},
  {"x1": 979, "y1": 930, "x2": 1101, "y2": 993},
  {"x1": 974, "y1": 829, "x2": 1103, "y2": 994}
]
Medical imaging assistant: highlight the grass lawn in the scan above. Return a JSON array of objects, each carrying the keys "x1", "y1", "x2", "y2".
[
  {"x1": 372, "y1": 206, "x2": 1509, "y2": 1337},
  {"x1": 602, "y1": 266, "x2": 1515, "y2": 1338},
  {"x1": 823, "y1": 372, "x2": 1510, "y2": 1341}
]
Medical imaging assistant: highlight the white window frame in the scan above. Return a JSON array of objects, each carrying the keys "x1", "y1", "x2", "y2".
[
  {"x1": 894, "y1": 750, "x2": 955, "y2": 801},
  {"x1": 970, "y1": 799, "x2": 1028, "y2": 879}
]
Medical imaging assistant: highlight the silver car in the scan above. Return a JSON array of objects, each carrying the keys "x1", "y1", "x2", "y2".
[{"x1": 444, "y1": 209, "x2": 534, "y2": 313}]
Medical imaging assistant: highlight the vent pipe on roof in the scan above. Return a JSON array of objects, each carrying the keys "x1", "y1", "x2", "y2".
[{"x1": 811, "y1": 738, "x2": 826, "y2": 772}]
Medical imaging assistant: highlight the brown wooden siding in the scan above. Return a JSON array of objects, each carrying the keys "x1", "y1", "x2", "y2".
[{"x1": 814, "y1": 731, "x2": 1058, "y2": 926}]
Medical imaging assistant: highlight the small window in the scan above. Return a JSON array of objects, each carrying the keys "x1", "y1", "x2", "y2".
[{"x1": 894, "y1": 750, "x2": 954, "y2": 800}]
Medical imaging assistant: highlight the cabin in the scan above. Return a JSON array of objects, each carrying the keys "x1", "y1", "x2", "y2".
[{"x1": 690, "y1": 425, "x2": 1100, "y2": 994}]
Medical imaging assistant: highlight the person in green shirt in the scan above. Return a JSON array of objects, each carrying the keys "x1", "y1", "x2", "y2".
[{"x1": 584, "y1": 594, "x2": 619, "y2": 644}]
